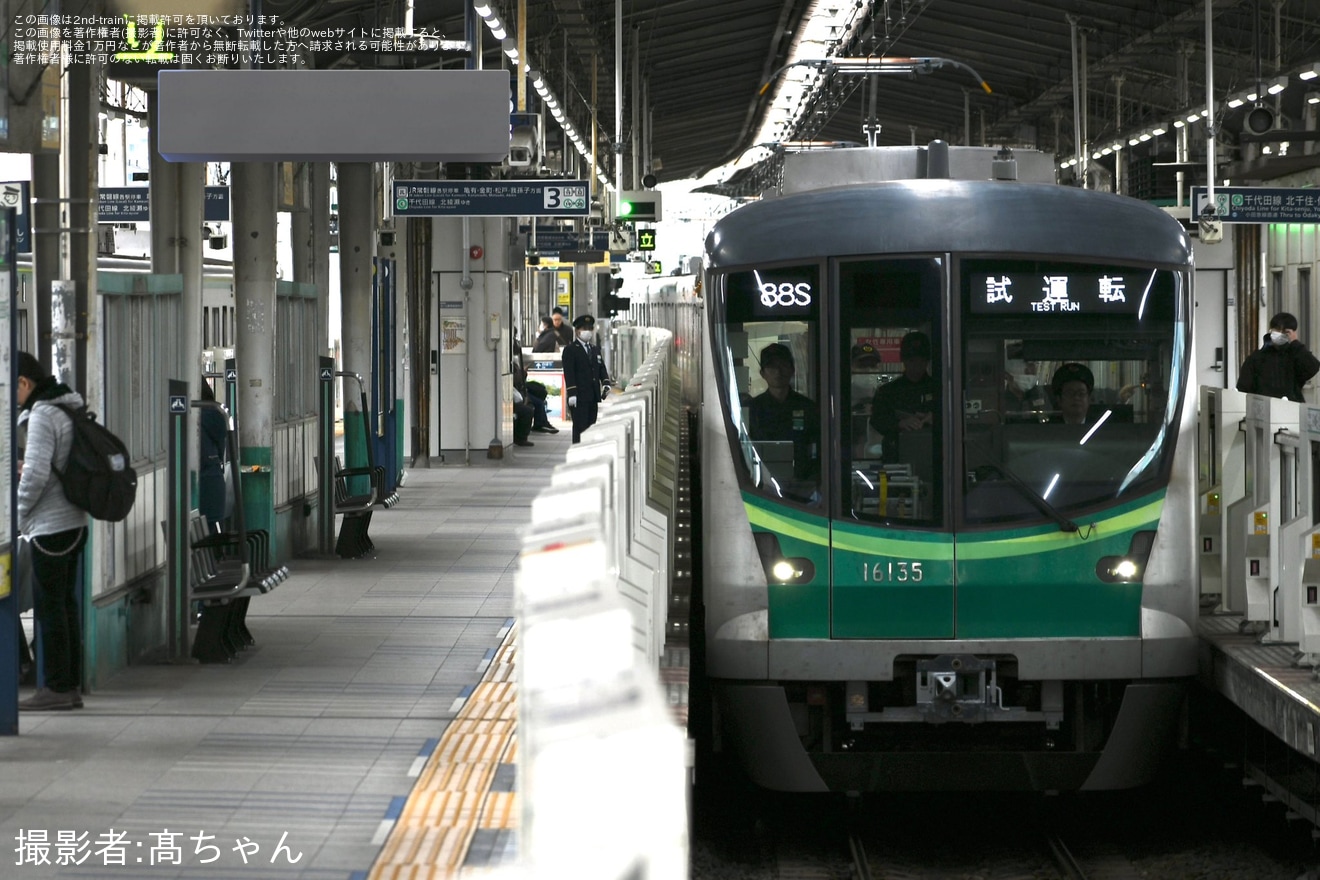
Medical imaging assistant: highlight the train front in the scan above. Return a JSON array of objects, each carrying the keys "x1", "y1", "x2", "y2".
[{"x1": 700, "y1": 147, "x2": 1197, "y2": 793}]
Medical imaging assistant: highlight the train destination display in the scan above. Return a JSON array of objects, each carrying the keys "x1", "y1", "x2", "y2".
[{"x1": 968, "y1": 268, "x2": 1157, "y2": 315}]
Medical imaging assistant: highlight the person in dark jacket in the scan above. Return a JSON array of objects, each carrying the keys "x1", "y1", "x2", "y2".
[
  {"x1": 870, "y1": 331, "x2": 939, "y2": 463},
  {"x1": 747, "y1": 342, "x2": 819, "y2": 480},
  {"x1": 550, "y1": 307, "x2": 574, "y2": 349},
  {"x1": 15, "y1": 351, "x2": 88, "y2": 711},
  {"x1": 1237, "y1": 312, "x2": 1320, "y2": 402},
  {"x1": 532, "y1": 316, "x2": 558, "y2": 353},
  {"x1": 561, "y1": 314, "x2": 612, "y2": 443},
  {"x1": 197, "y1": 378, "x2": 230, "y2": 532}
]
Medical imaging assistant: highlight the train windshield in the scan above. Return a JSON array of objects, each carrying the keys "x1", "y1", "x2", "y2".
[
  {"x1": 714, "y1": 264, "x2": 824, "y2": 508},
  {"x1": 960, "y1": 259, "x2": 1185, "y2": 525}
]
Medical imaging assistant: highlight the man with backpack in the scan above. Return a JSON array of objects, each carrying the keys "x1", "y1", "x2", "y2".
[{"x1": 15, "y1": 352, "x2": 89, "y2": 710}]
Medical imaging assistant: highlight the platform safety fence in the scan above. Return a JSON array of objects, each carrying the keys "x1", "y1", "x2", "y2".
[
  {"x1": 1200, "y1": 386, "x2": 1320, "y2": 664},
  {"x1": 515, "y1": 324, "x2": 688, "y2": 879}
]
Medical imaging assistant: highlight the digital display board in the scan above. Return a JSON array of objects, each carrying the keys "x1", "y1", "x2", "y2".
[
  {"x1": 725, "y1": 265, "x2": 820, "y2": 322},
  {"x1": 967, "y1": 268, "x2": 1157, "y2": 315}
]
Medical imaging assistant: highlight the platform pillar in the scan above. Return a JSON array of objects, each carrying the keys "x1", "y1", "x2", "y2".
[
  {"x1": 338, "y1": 162, "x2": 375, "y2": 480},
  {"x1": 148, "y1": 92, "x2": 180, "y2": 276},
  {"x1": 179, "y1": 162, "x2": 205, "y2": 509},
  {"x1": 232, "y1": 162, "x2": 278, "y2": 557}
]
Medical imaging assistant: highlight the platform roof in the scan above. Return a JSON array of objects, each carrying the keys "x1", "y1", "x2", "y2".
[{"x1": 124, "y1": 1, "x2": 1320, "y2": 192}]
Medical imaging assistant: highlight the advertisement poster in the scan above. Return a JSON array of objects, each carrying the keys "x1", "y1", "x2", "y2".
[
  {"x1": 527, "y1": 367, "x2": 566, "y2": 420},
  {"x1": 441, "y1": 317, "x2": 467, "y2": 354}
]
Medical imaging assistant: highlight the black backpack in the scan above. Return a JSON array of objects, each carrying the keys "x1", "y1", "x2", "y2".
[{"x1": 51, "y1": 404, "x2": 137, "y2": 522}]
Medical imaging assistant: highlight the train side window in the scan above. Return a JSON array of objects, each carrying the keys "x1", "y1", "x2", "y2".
[{"x1": 715, "y1": 265, "x2": 822, "y2": 507}]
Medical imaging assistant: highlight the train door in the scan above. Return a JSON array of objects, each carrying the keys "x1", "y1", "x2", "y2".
[{"x1": 829, "y1": 256, "x2": 955, "y2": 638}]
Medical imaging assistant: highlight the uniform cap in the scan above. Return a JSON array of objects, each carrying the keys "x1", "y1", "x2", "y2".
[
  {"x1": 572, "y1": 314, "x2": 596, "y2": 329},
  {"x1": 851, "y1": 343, "x2": 881, "y2": 368},
  {"x1": 1051, "y1": 362, "x2": 1094, "y2": 395},
  {"x1": 899, "y1": 331, "x2": 932, "y2": 360},
  {"x1": 759, "y1": 342, "x2": 794, "y2": 370}
]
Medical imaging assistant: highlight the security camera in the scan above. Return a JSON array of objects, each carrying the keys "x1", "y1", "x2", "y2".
[{"x1": 509, "y1": 124, "x2": 538, "y2": 168}]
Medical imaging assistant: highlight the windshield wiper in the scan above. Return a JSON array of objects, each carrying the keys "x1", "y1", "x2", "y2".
[{"x1": 975, "y1": 463, "x2": 1078, "y2": 533}]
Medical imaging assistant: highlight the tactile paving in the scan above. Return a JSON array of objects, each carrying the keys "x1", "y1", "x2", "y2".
[{"x1": 368, "y1": 624, "x2": 520, "y2": 878}]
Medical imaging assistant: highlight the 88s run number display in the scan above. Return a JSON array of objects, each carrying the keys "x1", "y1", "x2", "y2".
[{"x1": 723, "y1": 264, "x2": 820, "y2": 322}]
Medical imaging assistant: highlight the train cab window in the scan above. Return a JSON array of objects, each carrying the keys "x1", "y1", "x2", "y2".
[
  {"x1": 960, "y1": 260, "x2": 1187, "y2": 525},
  {"x1": 838, "y1": 257, "x2": 944, "y2": 526},
  {"x1": 713, "y1": 265, "x2": 822, "y2": 507}
]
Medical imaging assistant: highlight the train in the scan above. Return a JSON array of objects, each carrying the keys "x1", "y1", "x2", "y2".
[{"x1": 690, "y1": 143, "x2": 1198, "y2": 792}]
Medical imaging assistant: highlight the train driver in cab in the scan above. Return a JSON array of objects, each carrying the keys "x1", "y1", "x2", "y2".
[
  {"x1": 869, "y1": 331, "x2": 938, "y2": 462},
  {"x1": 747, "y1": 342, "x2": 819, "y2": 480},
  {"x1": 1051, "y1": 362, "x2": 1094, "y2": 425}
]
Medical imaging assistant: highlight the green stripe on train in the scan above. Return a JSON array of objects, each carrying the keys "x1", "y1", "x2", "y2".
[
  {"x1": 743, "y1": 491, "x2": 1162, "y2": 557},
  {"x1": 743, "y1": 490, "x2": 1163, "y2": 640}
]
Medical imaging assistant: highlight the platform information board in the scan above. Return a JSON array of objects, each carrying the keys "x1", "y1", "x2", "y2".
[
  {"x1": 98, "y1": 187, "x2": 151, "y2": 222},
  {"x1": 519, "y1": 226, "x2": 609, "y2": 254},
  {"x1": 392, "y1": 180, "x2": 590, "y2": 217},
  {"x1": 1191, "y1": 186, "x2": 1320, "y2": 224}
]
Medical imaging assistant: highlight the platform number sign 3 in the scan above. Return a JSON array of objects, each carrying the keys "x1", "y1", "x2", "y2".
[{"x1": 545, "y1": 184, "x2": 586, "y2": 212}]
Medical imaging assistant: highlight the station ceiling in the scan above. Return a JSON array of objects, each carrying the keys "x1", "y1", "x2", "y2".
[{"x1": 273, "y1": 1, "x2": 1320, "y2": 191}]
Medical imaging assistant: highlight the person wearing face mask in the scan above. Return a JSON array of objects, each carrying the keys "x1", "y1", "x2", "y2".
[
  {"x1": 1237, "y1": 312, "x2": 1320, "y2": 403},
  {"x1": 561, "y1": 314, "x2": 613, "y2": 443}
]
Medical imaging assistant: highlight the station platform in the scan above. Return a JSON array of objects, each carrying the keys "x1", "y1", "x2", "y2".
[
  {"x1": 1198, "y1": 609, "x2": 1320, "y2": 818},
  {"x1": 1, "y1": 432, "x2": 573, "y2": 879}
]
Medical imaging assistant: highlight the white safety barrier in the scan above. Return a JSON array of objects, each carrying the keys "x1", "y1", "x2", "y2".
[
  {"x1": 516, "y1": 327, "x2": 689, "y2": 878},
  {"x1": 1201, "y1": 386, "x2": 1320, "y2": 667},
  {"x1": 1197, "y1": 387, "x2": 1246, "y2": 606}
]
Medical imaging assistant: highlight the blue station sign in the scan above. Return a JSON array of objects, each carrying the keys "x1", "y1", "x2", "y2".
[
  {"x1": 519, "y1": 225, "x2": 609, "y2": 254},
  {"x1": 1191, "y1": 186, "x2": 1320, "y2": 224},
  {"x1": 1, "y1": 181, "x2": 31, "y2": 252},
  {"x1": 393, "y1": 180, "x2": 590, "y2": 217},
  {"x1": 204, "y1": 186, "x2": 230, "y2": 222}
]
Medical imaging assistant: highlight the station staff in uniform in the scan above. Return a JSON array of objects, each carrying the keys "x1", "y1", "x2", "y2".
[{"x1": 562, "y1": 314, "x2": 612, "y2": 443}]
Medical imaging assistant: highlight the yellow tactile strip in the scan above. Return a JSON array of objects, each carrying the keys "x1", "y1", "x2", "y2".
[{"x1": 368, "y1": 624, "x2": 520, "y2": 880}]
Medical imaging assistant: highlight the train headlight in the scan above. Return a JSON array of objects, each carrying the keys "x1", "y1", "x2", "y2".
[
  {"x1": 753, "y1": 531, "x2": 816, "y2": 584},
  {"x1": 1095, "y1": 530, "x2": 1157, "y2": 583}
]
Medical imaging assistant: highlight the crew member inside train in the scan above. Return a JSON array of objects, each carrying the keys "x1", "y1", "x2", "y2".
[
  {"x1": 747, "y1": 342, "x2": 819, "y2": 480},
  {"x1": 1051, "y1": 362, "x2": 1094, "y2": 425},
  {"x1": 1237, "y1": 311, "x2": 1320, "y2": 403},
  {"x1": 869, "y1": 331, "x2": 938, "y2": 463}
]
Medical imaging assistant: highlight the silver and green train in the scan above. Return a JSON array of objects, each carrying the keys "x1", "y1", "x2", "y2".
[{"x1": 700, "y1": 144, "x2": 1197, "y2": 792}]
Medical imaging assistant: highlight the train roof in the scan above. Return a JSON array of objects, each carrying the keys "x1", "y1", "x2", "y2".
[{"x1": 706, "y1": 173, "x2": 1192, "y2": 271}]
